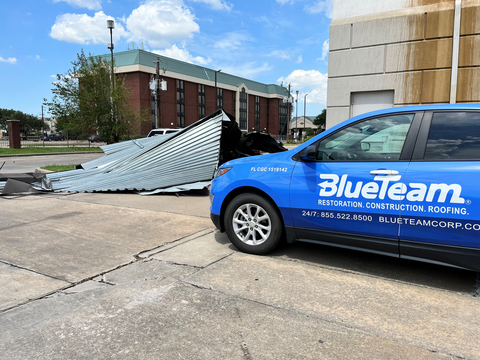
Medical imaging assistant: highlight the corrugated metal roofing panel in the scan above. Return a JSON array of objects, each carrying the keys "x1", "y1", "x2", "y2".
[{"x1": 42, "y1": 110, "x2": 228, "y2": 193}]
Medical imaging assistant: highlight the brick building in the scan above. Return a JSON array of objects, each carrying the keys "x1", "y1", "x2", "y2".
[{"x1": 108, "y1": 49, "x2": 291, "y2": 138}]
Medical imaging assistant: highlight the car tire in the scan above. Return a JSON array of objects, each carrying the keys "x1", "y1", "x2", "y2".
[{"x1": 224, "y1": 193, "x2": 283, "y2": 255}]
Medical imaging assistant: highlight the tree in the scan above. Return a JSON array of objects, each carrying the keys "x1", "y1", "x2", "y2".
[
  {"x1": 44, "y1": 50, "x2": 147, "y2": 143},
  {"x1": 314, "y1": 109, "x2": 326, "y2": 132},
  {"x1": 0, "y1": 108, "x2": 45, "y2": 135}
]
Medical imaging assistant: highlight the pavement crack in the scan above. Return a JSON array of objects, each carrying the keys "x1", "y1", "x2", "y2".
[
  {"x1": 240, "y1": 340, "x2": 253, "y2": 360},
  {"x1": 136, "y1": 229, "x2": 214, "y2": 258},
  {"x1": 235, "y1": 307, "x2": 253, "y2": 360},
  {"x1": 180, "y1": 280, "x2": 214, "y2": 291},
  {"x1": 0, "y1": 260, "x2": 72, "y2": 284}
]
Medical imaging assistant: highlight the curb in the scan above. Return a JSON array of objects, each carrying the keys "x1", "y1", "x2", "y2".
[{"x1": 35, "y1": 168, "x2": 55, "y2": 174}]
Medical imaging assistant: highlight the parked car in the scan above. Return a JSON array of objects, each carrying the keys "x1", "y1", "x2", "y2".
[
  {"x1": 48, "y1": 133, "x2": 65, "y2": 141},
  {"x1": 147, "y1": 128, "x2": 181, "y2": 137},
  {"x1": 88, "y1": 135, "x2": 103, "y2": 142},
  {"x1": 210, "y1": 104, "x2": 480, "y2": 271}
]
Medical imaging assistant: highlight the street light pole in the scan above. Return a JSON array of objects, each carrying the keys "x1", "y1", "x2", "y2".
[
  {"x1": 107, "y1": 19, "x2": 115, "y2": 140},
  {"x1": 295, "y1": 90, "x2": 299, "y2": 141},
  {"x1": 107, "y1": 20, "x2": 115, "y2": 88},
  {"x1": 215, "y1": 69, "x2": 221, "y2": 109},
  {"x1": 304, "y1": 93, "x2": 308, "y2": 140}
]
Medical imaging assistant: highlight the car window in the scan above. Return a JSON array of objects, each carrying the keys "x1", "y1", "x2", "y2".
[
  {"x1": 166, "y1": 130, "x2": 178, "y2": 134},
  {"x1": 424, "y1": 112, "x2": 480, "y2": 160},
  {"x1": 314, "y1": 113, "x2": 414, "y2": 161}
]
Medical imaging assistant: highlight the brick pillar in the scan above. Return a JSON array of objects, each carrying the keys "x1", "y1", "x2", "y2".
[{"x1": 7, "y1": 120, "x2": 21, "y2": 149}]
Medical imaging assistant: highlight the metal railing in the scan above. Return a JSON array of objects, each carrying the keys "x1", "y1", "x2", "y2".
[{"x1": 0, "y1": 136, "x2": 104, "y2": 148}]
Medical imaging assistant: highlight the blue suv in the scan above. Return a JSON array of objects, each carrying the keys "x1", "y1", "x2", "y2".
[{"x1": 210, "y1": 104, "x2": 480, "y2": 271}]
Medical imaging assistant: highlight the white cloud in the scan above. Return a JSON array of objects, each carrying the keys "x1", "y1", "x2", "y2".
[
  {"x1": 296, "y1": 55, "x2": 303, "y2": 63},
  {"x1": 254, "y1": 16, "x2": 274, "y2": 28},
  {"x1": 126, "y1": 0, "x2": 200, "y2": 48},
  {"x1": 276, "y1": 0, "x2": 297, "y2": 4},
  {"x1": 153, "y1": 43, "x2": 211, "y2": 65},
  {"x1": 304, "y1": 0, "x2": 333, "y2": 18},
  {"x1": 221, "y1": 62, "x2": 272, "y2": 79},
  {"x1": 0, "y1": 56, "x2": 17, "y2": 64},
  {"x1": 214, "y1": 32, "x2": 252, "y2": 50},
  {"x1": 278, "y1": 69, "x2": 328, "y2": 105},
  {"x1": 316, "y1": 39, "x2": 329, "y2": 62},
  {"x1": 50, "y1": 11, "x2": 128, "y2": 44},
  {"x1": 53, "y1": 0, "x2": 102, "y2": 10},
  {"x1": 322, "y1": 39, "x2": 329, "y2": 59},
  {"x1": 267, "y1": 50, "x2": 291, "y2": 60},
  {"x1": 188, "y1": 0, "x2": 232, "y2": 11},
  {"x1": 35, "y1": 55, "x2": 41, "y2": 60}
]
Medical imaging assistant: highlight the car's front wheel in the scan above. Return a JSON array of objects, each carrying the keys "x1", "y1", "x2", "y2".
[{"x1": 224, "y1": 193, "x2": 283, "y2": 255}]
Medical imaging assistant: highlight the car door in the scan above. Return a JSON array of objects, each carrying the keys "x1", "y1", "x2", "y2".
[
  {"x1": 399, "y1": 111, "x2": 480, "y2": 270},
  {"x1": 289, "y1": 111, "x2": 422, "y2": 256}
]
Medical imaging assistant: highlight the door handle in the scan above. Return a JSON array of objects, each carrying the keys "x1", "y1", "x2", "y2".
[{"x1": 370, "y1": 170, "x2": 399, "y2": 176}]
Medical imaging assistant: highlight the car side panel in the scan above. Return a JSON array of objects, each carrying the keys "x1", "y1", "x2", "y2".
[
  {"x1": 399, "y1": 161, "x2": 480, "y2": 270},
  {"x1": 210, "y1": 154, "x2": 296, "y2": 226}
]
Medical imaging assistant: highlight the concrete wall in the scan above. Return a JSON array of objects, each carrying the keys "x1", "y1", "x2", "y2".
[{"x1": 327, "y1": 0, "x2": 480, "y2": 128}]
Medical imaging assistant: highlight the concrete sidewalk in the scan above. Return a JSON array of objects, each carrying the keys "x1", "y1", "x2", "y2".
[{"x1": 0, "y1": 191, "x2": 478, "y2": 359}]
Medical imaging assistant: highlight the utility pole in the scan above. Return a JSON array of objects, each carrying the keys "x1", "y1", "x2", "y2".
[
  {"x1": 152, "y1": 57, "x2": 165, "y2": 128},
  {"x1": 295, "y1": 90, "x2": 299, "y2": 141},
  {"x1": 41, "y1": 105, "x2": 45, "y2": 147},
  {"x1": 287, "y1": 83, "x2": 291, "y2": 141},
  {"x1": 304, "y1": 93, "x2": 308, "y2": 140}
]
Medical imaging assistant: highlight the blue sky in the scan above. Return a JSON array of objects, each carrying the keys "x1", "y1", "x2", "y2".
[{"x1": 0, "y1": 0, "x2": 331, "y2": 119}]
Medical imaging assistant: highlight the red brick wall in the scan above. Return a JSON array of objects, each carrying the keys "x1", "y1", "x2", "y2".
[
  {"x1": 205, "y1": 85, "x2": 216, "y2": 115},
  {"x1": 7, "y1": 120, "x2": 21, "y2": 149},
  {"x1": 268, "y1": 98, "x2": 280, "y2": 135},
  {"x1": 222, "y1": 89, "x2": 234, "y2": 115},
  {"x1": 160, "y1": 77, "x2": 177, "y2": 128},
  {"x1": 259, "y1": 97, "x2": 269, "y2": 132},
  {"x1": 185, "y1": 81, "x2": 198, "y2": 126},
  {"x1": 118, "y1": 71, "x2": 283, "y2": 136},
  {"x1": 123, "y1": 72, "x2": 152, "y2": 136}
]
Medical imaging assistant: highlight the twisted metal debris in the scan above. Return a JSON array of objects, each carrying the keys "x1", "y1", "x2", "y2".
[{"x1": 40, "y1": 110, "x2": 229, "y2": 194}]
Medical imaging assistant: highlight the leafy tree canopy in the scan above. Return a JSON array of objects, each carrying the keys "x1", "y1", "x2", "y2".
[
  {"x1": 44, "y1": 50, "x2": 147, "y2": 144},
  {"x1": 314, "y1": 109, "x2": 326, "y2": 132},
  {"x1": 0, "y1": 108, "x2": 46, "y2": 135}
]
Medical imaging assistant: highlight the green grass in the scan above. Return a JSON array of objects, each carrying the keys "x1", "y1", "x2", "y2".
[
  {"x1": 40, "y1": 165, "x2": 76, "y2": 172},
  {"x1": 0, "y1": 147, "x2": 103, "y2": 155}
]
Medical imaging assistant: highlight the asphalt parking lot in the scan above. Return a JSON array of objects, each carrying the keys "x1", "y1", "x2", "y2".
[{"x1": 0, "y1": 155, "x2": 479, "y2": 359}]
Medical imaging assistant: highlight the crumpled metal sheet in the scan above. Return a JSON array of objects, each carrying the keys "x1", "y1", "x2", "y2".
[
  {"x1": 40, "y1": 110, "x2": 229, "y2": 194},
  {"x1": 1, "y1": 179, "x2": 40, "y2": 195},
  {"x1": 138, "y1": 181, "x2": 211, "y2": 195}
]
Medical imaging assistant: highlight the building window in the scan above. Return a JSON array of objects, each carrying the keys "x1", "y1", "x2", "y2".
[
  {"x1": 239, "y1": 88, "x2": 247, "y2": 130},
  {"x1": 255, "y1": 96, "x2": 260, "y2": 131},
  {"x1": 279, "y1": 101, "x2": 288, "y2": 139},
  {"x1": 198, "y1": 84, "x2": 205, "y2": 119},
  {"x1": 217, "y1": 88, "x2": 223, "y2": 109},
  {"x1": 177, "y1": 80, "x2": 185, "y2": 127}
]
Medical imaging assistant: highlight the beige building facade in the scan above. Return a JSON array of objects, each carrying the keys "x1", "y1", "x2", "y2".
[{"x1": 327, "y1": 0, "x2": 480, "y2": 128}]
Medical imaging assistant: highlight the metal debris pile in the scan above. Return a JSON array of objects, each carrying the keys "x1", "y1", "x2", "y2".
[{"x1": 1, "y1": 110, "x2": 287, "y2": 196}]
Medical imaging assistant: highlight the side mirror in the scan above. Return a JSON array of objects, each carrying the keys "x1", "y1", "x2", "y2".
[
  {"x1": 361, "y1": 142, "x2": 370, "y2": 151},
  {"x1": 300, "y1": 144, "x2": 316, "y2": 162}
]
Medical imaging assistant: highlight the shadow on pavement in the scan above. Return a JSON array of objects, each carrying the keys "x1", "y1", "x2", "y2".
[{"x1": 213, "y1": 231, "x2": 477, "y2": 295}]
